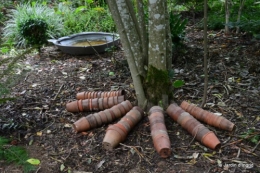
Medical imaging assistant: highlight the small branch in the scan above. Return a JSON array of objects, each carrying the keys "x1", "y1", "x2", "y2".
[
  {"x1": 52, "y1": 84, "x2": 64, "y2": 100},
  {"x1": 251, "y1": 139, "x2": 260, "y2": 152}
]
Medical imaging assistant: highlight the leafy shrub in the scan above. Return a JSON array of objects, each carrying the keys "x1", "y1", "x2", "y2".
[
  {"x1": 169, "y1": 13, "x2": 187, "y2": 47},
  {"x1": 19, "y1": 18, "x2": 48, "y2": 47},
  {"x1": 56, "y1": 2, "x2": 116, "y2": 35},
  {"x1": 2, "y1": 3, "x2": 65, "y2": 48}
]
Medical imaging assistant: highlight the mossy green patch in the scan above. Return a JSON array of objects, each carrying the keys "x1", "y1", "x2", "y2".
[{"x1": 145, "y1": 65, "x2": 172, "y2": 105}]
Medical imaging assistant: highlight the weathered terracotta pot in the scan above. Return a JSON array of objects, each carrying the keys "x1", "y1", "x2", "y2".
[
  {"x1": 72, "y1": 117, "x2": 90, "y2": 133},
  {"x1": 66, "y1": 96, "x2": 125, "y2": 112},
  {"x1": 86, "y1": 114, "x2": 97, "y2": 129},
  {"x1": 149, "y1": 106, "x2": 171, "y2": 158},
  {"x1": 152, "y1": 134, "x2": 171, "y2": 158},
  {"x1": 98, "y1": 111, "x2": 109, "y2": 124},
  {"x1": 93, "y1": 113, "x2": 102, "y2": 126},
  {"x1": 120, "y1": 100, "x2": 132, "y2": 112},
  {"x1": 166, "y1": 103, "x2": 221, "y2": 150},
  {"x1": 166, "y1": 103, "x2": 185, "y2": 121},
  {"x1": 103, "y1": 126, "x2": 126, "y2": 151},
  {"x1": 201, "y1": 131, "x2": 221, "y2": 150},
  {"x1": 76, "y1": 90, "x2": 126, "y2": 99},
  {"x1": 103, "y1": 106, "x2": 144, "y2": 150},
  {"x1": 180, "y1": 101, "x2": 235, "y2": 131}
]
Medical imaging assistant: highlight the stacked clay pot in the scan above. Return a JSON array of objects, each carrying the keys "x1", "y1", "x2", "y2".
[
  {"x1": 180, "y1": 101, "x2": 235, "y2": 132},
  {"x1": 166, "y1": 103, "x2": 221, "y2": 150},
  {"x1": 73, "y1": 100, "x2": 133, "y2": 133},
  {"x1": 103, "y1": 106, "x2": 144, "y2": 151},
  {"x1": 149, "y1": 106, "x2": 171, "y2": 158},
  {"x1": 66, "y1": 95, "x2": 125, "y2": 112},
  {"x1": 76, "y1": 90, "x2": 125, "y2": 100}
]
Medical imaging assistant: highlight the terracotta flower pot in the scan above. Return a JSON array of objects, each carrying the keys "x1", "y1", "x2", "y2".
[
  {"x1": 120, "y1": 100, "x2": 132, "y2": 112},
  {"x1": 103, "y1": 127, "x2": 125, "y2": 151},
  {"x1": 66, "y1": 100, "x2": 79, "y2": 112},
  {"x1": 103, "y1": 109, "x2": 113, "y2": 123},
  {"x1": 73, "y1": 117, "x2": 90, "y2": 132},
  {"x1": 116, "y1": 104, "x2": 127, "y2": 115},
  {"x1": 166, "y1": 103, "x2": 185, "y2": 121},
  {"x1": 76, "y1": 90, "x2": 126, "y2": 99},
  {"x1": 152, "y1": 134, "x2": 171, "y2": 158},
  {"x1": 110, "y1": 106, "x2": 122, "y2": 119},
  {"x1": 102, "y1": 97, "x2": 109, "y2": 109},
  {"x1": 118, "y1": 120, "x2": 131, "y2": 133},
  {"x1": 166, "y1": 103, "x2": 221, "y2": 150},
  {"x1": 86, "y1": 114, "x2": 97, "y2": 129},
  {"x1": 98, "y1": 111, "x2": 109, "y2": 124},
  {"x1": 148, "y1": 106, "x2": 164, "y2": 115},
  {"x1": 121, "y1": 116, "x2": 135, "y2": 128},
  {"x1": 93, "y1": 113, "x2": 103, "y2": 126},
  {"x1": 149, "y1": 106, "x2": 171, "y2": 158},
  {"x1": 180, "y1": 101, "x2": 235, "y2": 131},
  {"x1": 201, "y1": 131, "x2": 221, "y2": 150},
  {"x1": 102, "y1": 106, "x2": 144, "y2": 150}
]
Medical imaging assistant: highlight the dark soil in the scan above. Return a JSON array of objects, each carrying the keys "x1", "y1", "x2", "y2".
[{"x1": 1, "y1": 28, "x2": 260, "y2": 173}]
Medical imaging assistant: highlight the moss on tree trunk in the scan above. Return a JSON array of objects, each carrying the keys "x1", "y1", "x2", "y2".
[{"x1": 145, "y1": 65, "x2": 172, "y2": 106}]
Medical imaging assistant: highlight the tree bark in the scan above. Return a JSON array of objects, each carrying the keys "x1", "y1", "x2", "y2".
[
  {"x1": 107, "y1": 0, "x2": 147, "y2": 108},
  {"x1": 236, "y1": 0, "x2": 246, "y2": 34},
  {"x1": 225, "y1": 0, "x2": 230, "y2": 34},
  {"x1": 201, "y1": 0, "x2": 209, "y2": 108}
]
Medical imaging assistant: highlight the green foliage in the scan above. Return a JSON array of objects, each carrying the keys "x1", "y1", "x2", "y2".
[
  {"x1": 3, "y1": 3, "x2": 65, "y2": 48},
  {"x1": 206, "y1": 0, "x2": 260, "y2": 36},
  {"x1": 0, "y1": 136, "x2": 36, "y2": 173},
  {"x1": 145, "y1": 66, "x2": 172, "y2": 104},
  {"x1": 240, "y1": 128, "x2": 260, "y2": 144},
  {"x1": 173, "y1": 80, "x2": 185, "y2": 88},
  {"x1": 169, "y1": 13, "x2": 187, "y2": 48},
  {"x1": 55, "y1": 2, "x2": 116, "y2": 35},
  {"x1": 19, "y1": 18, "x2": 48, "y2": 47}
]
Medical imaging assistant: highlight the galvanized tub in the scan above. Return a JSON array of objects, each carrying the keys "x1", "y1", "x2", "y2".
[{"x1": 48, "y1": 32, "x2": 120, "y2": 55}]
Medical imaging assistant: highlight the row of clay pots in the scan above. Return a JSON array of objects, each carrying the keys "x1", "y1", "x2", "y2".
[
  {"x1": 72, "y1": 100, "x2": 133, "y2": 133},
  {"x1": 66, "y1": 95, "x2": 125, "y2": 112},
  {"x1": 180, "y1": 101, "x2": 235, "y2": 132},
  {"x1": 166, "y1": 104, "x2": 221, "y2": 150},
  {"x1": 103, "y1": 106, "x2": 144, "y2": 151},
  {"x1": 148, "y1": 106, "x2": 171, "y2": 158},
  {"x1": 76, "y1": 90, "x2": 125, "y2": 100}
]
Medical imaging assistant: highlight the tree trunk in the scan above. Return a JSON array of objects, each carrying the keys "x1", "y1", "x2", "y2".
[
  {"x1": 146, "y1": 0, "x2": 172, "y2": 108},
  {"x1": 107, "y1": 0, "x2": 172, "y2": 110},
  {"x1": 225, "y1": 0, "x2": 230, "y2": 34},
  {"x1": 201, "y1": 0, "x2": 209, "y2": 108},
  {"x1": 236, "y1": 0, "x2": 246, "y2": 34},
  {"x1": 106, "y1": 0, "x2": 147, "y2": 108}
]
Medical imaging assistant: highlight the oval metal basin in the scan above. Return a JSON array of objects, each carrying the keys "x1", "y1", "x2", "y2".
[{"x1": 48, "y1": 32, "x2": 120, "y2": 55}]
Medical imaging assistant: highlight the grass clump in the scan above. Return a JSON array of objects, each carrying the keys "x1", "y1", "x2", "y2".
[{"x1": 2, "y1": 2, "x2": 65, "y2": 48}]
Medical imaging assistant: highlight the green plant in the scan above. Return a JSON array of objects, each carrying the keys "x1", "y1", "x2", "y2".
[
  {"x1": 240, "y1": 128, "x2": 260, "y2": 144},
  {"x1": 19, "y1": 18, "x2": 48, "y2": 48},
  {"x1": 56, "y1": 2, "x2": 116, "y2": 35},
  {"x1": 0, "y1": 136, "x2": 37, "y2": 173},
  {"x1": 169, "y1": 12, "x2": 187, "y2": 47},
  {"x1": 2, "y1": 3, "x2": 65, "y2": 48}
]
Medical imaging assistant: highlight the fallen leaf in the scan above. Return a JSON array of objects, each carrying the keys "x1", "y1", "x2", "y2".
[
  {"x1": 95, "y1": 160, "x2": 105, "y2": 170},
  {"x1": 27, "y1": 158, "x2": 40, "y2": 165},
  {"x1": 60, "y1": 164, "x2": 65, "y2": 171},
  {"x1": 36, "y1": 131, "x2": 42, "y2": 136}
]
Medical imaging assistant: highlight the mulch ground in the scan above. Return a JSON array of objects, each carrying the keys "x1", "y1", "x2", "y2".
[{"x1": 0, "y1": 27, "x2": 260, "y2": 173}]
